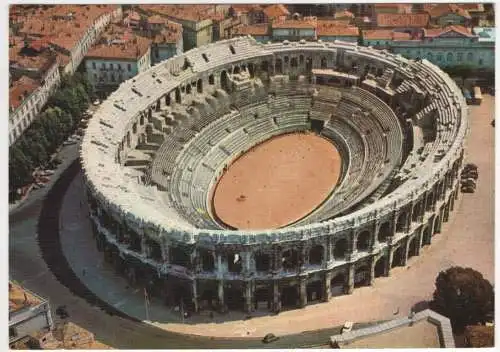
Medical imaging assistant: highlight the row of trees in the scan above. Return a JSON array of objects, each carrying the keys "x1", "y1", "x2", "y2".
[{"x1": 9, "y1": 73, "x2": 94, "y2": 202}]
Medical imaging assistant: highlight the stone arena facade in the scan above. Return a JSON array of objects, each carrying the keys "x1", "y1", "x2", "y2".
[{"x1": 80, "y1": 36, "x2": 468, "y2": 314}]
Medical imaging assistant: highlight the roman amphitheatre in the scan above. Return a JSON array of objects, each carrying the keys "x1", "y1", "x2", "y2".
[{"x1": 81, "y1": 36, "x2": 468, "y2": 315}]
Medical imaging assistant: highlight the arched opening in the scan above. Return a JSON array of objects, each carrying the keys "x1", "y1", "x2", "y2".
[
  {"x1": 299, "y1": 55, "x2": 304, "y2": 65},
  {"x1": 199, "y1": 285, "x2": 217, "y2": 310},
  {"x1": 275, "y1": 58, "x2": 283, "y2": 74},
  {"x1": 408, "y1": 237, "x2": 418, "y2": 258},
  {"x1": 197, "y1": 79, "x2": 203, "y2": 93},
  {"x1": 227, "y1": 252, "x2": 242, "y2": 273},
  {"x1": 147, "y1": 239, "x2": 162, "y2": 261},
  {"x1": 378, "y1": 222, "x2": 391, "y2": 242},
  {"x1": 255, "y1": 252, "x2": 271, "y2": 272},
  {"x1": 220, "y1": 70, "x2": 229, "y2": 92},
  {"x1": 132, "y1": 123, "x2": 137, "y2": 134},
  {"x1": 164, "y1": 93, "x2": 171, "y2": 107},
  {"x1": 282, "y1": 249, "x2": 299, "y2": 271},
  {"x1": 321, "y1": 57, "x2": 327, "y2": 69},
  {"x1": 330, "y1": 273, "x2": 346, "y2": 296},
  {"x1": 377, "y1": 67, "x2": 383, "y2": 76},
  {"x1": 126, "y1": 131, "x2": 131, "y2": 148},
  {"x1": 354, "y1": 265, "x2": 370, "y2": 287},
  {"x1": 281, "y1": 285, "x2": 299, "y2": 309},
  {"x1": 333, "y1": 238, "x2": 348, "y2": 260},
  {"x1": 233, "y1": 66, "x2": 241, "y2": 75},
  {"x1": 309, "y1": 245, "x2": 324, "y2": 265},
  {"x1": 175, "y1": 87, "x2": 181, "y2": 103},
  {"x1": 356, "y1": 231, "x2": 371, "y2": 251},
  {"x1": 426, "y1": 192, "x2": 434, "y2": 211},
  {"x1": 290, "y1": 57, "x2": 298, "y2": 68},
  {"x1": 208, "y1": 74, "x2": 214, "y2": 85},
  {"x1": 229, "y1": 44, "x2": 236, "y2": 55},
  {"x1": 201, "y1": 250, "x2": 215, "y2": 271},
  {"x1": 306, "y1": 280, "x2": 323, "y2": 302},
  {"x1": 374, "y1": 257, "x2": 386, "y2": 277},
  {"x1": 254, "y1": 287, "x2": 271, "y2": 310},
  {"x1": 306, "y1": 57, "x2": 313, "y2": 71},
  {"x1": 412, "y1": 201, "x2": 422, "y2": 222},
  {"x1": 224, "y1": 282, "x2": 244, "y2": 310},
  {"x1": 396, "y1": 212, "x2": 407, "y2": 232},
  {"x1": 186, "y1": 84, "x2": 192, "y2": 94},
  {"x1": 422, "y1": 227, "x2": 431, "y2": 247},
  {"x1": 248, "y1": 63, "x2": 255, "y2": 77},
  {"x1": 261, "y1": 60, "x2": 269, "y2": 73},
  {"x1": 434, "y1": 211, "x2": 443, "y2": 234},
  {"x1": 170, "y1": 246, "x2": 191, "y2": 268},
  {"x1": 139, "y1": 114, "x2": 145, "y2": 126},
  {"x1": 391, "y1": 246, "x2": 405, "y2": 268}
]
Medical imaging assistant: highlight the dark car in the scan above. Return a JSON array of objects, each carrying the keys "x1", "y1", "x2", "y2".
[
  {"x1": 262, "y1": 333, "x2": 280, "y2": 344},
  {"x1": 461, "y1": 186, "x2": 475, "y2": 193}
]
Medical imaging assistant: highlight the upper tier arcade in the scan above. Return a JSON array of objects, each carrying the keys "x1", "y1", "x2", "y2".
[{"x1": 80, "y1": 36, "x2": 468, "y2": 245}]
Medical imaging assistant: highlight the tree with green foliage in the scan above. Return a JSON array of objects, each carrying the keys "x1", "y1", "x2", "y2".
[
  {"x1": 430, "y1": 266, "x2": 494, "y2": 331},
  {"x1": 9, "y1": 146, "x2": 33, "y2": 191}
]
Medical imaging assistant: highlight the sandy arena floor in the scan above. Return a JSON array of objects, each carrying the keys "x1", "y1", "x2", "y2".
[{"x1": 212, "y1": 132, "x2": 342, "y2": 229}]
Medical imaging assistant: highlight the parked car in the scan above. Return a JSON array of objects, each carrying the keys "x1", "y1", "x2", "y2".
[
  {"x1": 262, "y1": 333, "x2": 279, "y2": 343},
  {"x1": 461, "y1": 185, "x2": 475, "y2": 193},
  {"x1": 342, "y1": 321, "x2": 354, "y2": 333}
]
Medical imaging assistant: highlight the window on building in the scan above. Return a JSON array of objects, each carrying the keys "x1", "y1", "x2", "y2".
[
  {"x1": 111, "y1": 74, "x2": 115, "y2": 82},
  {"x1": 467, "y1": 52, "x2": 474, "y2": 61},
  {"x1": 437, "y1": 53, "x2": 443, "y2": 62},
  {"x1": 457, "y1": 53, "x2": 463, "y2": 62},
  {"x1": 118, "y1": 63, "x2": 122, "y2": 70},
  {"x1": 101, "y1": 63, "x2": 105, "y2": 69},
  {"x1": 92, "y1": 62, "x2": 96, "y2": 69},
  {"x1": 427, "y1": 52, "x2": 433, "y2": 61},
  {"x1": 128, "y1": 64, "x2": 132, "y2": 72},
  {"x1": 93, "y1": 73, "x2": 97, "y2": 81},
  {"x1": 446, "y1": 52, "x2": 453, "y2": 62},
  {"x1": 9, "y1": 327, "x2": 17, "y2": 338},
  {"x1": 110, "y1": 63, "x2": 114, "y2": 70},
  {"x1": 479, "y1": 58, "x2": 484, "y2": 65}
]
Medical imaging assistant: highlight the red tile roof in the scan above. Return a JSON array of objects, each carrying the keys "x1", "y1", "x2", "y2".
[
  {"x1": 376, "y1": 13, "x2": 430, "y2": 28},
  {"x1": 272, "y1": 18, "x2": 316, "y2": 29},
  {"x1": 318, "y1": 22, "x2": 359, "y2": 37},
  {"x1": 230, "y1": 4, "x2": 263, "y2": 14},
  {"x1": 234, "y1": 23, "x2": 270, "y2": 36},
  {"x1": 334, "y1": 9, "x2": 354, "y2": 19},
  {"x1": 86, "y1": 35, "x2": 151, "y2": 60},
  {"x1": 424, "y1": 25, "x2": 473, "y2": 38},
  {"x1": 139, "y1": 4, "x2": 220, "y2": 22},
  {"x1": 263, "y1": 4, "x2": 290, "y2": 19},
  {"x1": 425, "y1": 4, "x2": 471, "y2": 19},
  {"x1": 148, "y1": 14, "x2": 165, "y2": 25},
  {"x1": 9, "y1": 75, "x2": 40, "y2": 110}
]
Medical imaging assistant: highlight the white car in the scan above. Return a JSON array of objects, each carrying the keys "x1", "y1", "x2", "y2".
[{"x1": 342, "y1": 321, "x2": 354, "y2": 333}]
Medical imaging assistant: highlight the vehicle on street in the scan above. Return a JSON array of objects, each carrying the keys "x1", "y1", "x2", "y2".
[
  {"x1": 342, "y1": 321, "x2": 354, "y2": 333},
  {"x1": 262, "y1": 333, "x2": 279, "y2": 343}
]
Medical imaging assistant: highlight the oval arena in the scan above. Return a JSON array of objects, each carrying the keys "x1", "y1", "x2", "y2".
[{"x1": 81, "y1": 37, "x2": 468, "y2": 314}]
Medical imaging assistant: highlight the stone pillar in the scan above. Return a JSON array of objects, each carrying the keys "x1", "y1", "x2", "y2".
[
  {"x1": 141, "y1": 237, "x2": 148, "y2": 257},
  {"x1": 346, "y1": 264, "x2": 355, "y2": 294},
  {"x1": 323, "y1": 271, "x2": 332, "y2": 302},
  {"x1": 243, "y1": 281, "x2": 253, "y2": 313},
  {"x1": 387, "y1": 246, "x2": 394, "y2": 276},
  {"x1": 216, "y1": 252, "x2": 223, "y2": 276},
  {"x1": 299, "y1": 276, "x2": 307, "y2": 307},
  {"x1": 369, "y1": 257, "x2": 376, "y2": 285},
  {"x1": 217, "y1": 280, "x2": 224, "y2": 308},
  {"x1": 273, "y1": 280, "x2": 281, "y2": 312},
  {"x1": 326, "y1": 236, "x2": 332, "y2": 264},
  {"x1": 161, "y1": 240, "x2": 169, "y2": 264},
  {"x1": 192, "y1": 279, "x2": 199, "y2": 313}
]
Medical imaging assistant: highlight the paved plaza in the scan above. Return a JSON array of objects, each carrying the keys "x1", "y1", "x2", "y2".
[{"x1": 53, "y1": 95, "x2": 494, "y2": 338}]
